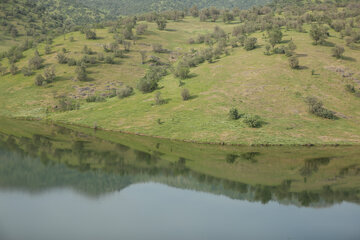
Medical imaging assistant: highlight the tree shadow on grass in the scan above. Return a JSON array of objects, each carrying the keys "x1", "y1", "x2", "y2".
[
  {"x1": 296, "y1": 53, "x2": 308, "y2": 58},
  {"x1": 342, "y1": 56, "x2": 357, "y2": 62},
  {"x1": 165, "y1": 29, "x2": 177, "y2": 32},
  {"x1": 298, "y1": 65, "x2": 309, "y2": 70},
  {"x1": 186, "y1": 95, "x2": 198, "y2": 101},
  {"x1": 320, "y1": 41, "x2": 335, "y2": 47}
]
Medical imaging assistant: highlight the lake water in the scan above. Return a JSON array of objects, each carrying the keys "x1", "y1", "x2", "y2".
[{"x1": 0, "y1": 118, "x2": 359, "y2": 240}]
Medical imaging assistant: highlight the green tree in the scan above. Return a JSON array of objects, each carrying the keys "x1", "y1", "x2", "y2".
[
  {"x1": 332, "y1": 45, "x2": 345, "y2": 58},
  {"x1": 310, "y1": 24, "x2": 328, "y2": 45},
  {"x1": 267, "y1": 27, "x2": 283, "y2": 47}
]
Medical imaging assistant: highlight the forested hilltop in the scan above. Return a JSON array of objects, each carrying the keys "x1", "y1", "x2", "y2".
[
  {"x1": 75, "y1": 0, "x2": 271, "y2": 16},
  {"x1": 0, "y1": 0, "x2": 105, "y2": 51},
  {"x1": 0, "y1": 0, "x2": 360, "y2": 145}
]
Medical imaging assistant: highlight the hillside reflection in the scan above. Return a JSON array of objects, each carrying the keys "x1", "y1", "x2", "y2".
[{"x1": 0, "y1": 118, "x2": 359, "y2": 207}]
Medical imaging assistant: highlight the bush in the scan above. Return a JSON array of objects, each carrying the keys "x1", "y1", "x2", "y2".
[
  {"x1": 174, "y1": 62, "x2": 190, "y2": 79},
  {"x1": 332, "y1": 45, "x2": 345, "y2": 58},
  {"x1": 43, "y1": 66, "x2": 56, "y2": 83},
  {"x1": 243, "y1": 114, "x2": 262, "y2": 128},
  {"x1": 156, "y1": 18, "x2": 167, "y2": 30},
  {"x1": 137, "y1": 66, "x2": 167, "y2": 93},
  {"x1": 244, "y1": 37, "x2": 257, "y2": 51},
  {"x1": 97, "y1": 53, "x2": 104, "y2": 61},
  {"x1": 229, "y1": 107, "x2": 239, "y2": 120},
  {"x1": 154, "y1": 91, "x2": 165, "y2": 105},
  {"x1": 136, "y1": 24, "x2": 148, "y2": 35},
  {"x1": 35, "y1": 74, "x2": 44, "y2": 86},
  {"x1": 56, "y1": 97, "x2": 80, "y2": 111},
  {"x1": 28, "y1": 54, "x2": 44, "y2": 69},
  {"x1": 22, "y1": 67, "x2": 33, "y2": 76},
  {"x1": 56, "y1": 53, "x2": 68, "y2": 64},
  {"x1": 117, "y1": 85, "x2": 134, "y2": 98},
  {"x1": 86, "y1": 95, "x2": 106, "y2": 102},
  {"x1": 345, "y1": 84, "x2": 356, "y2": 93},
  {"x1": 288, "y1": 56, "x2": 299, "y2": 69},
  {"x1": 10, "y1": 63, "x2": 18, "y2": 75},
  {"x1": 85, "y1": 30, "x2": 97, "y2": 40},
  {"x1": 76, "y1": 64, "x2": 87, "y2": 81},
  {"x1": 305, "y1": 97, "x2": 337, "y2": 119},
  {"x1": 152, "y1": 43, "x2": 165, "y2": 53},
  {"x1": 67, "y1": 58, "x2": 76, "y2": 66},
  {"x1": 181, "y1": 88, "x2": 191, "y2": 101},
  {"x1": 105, "y1": 56, "x2": 115, "y2": 64}
]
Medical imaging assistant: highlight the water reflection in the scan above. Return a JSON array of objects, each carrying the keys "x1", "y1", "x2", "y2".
[{"x1": 0, "y1": 118, "x2": 359, "y2": 208}]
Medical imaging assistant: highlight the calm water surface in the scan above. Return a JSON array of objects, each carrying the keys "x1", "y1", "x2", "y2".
[{"x1": 0, "y1": 118, "x2": 359, "y2": 240}]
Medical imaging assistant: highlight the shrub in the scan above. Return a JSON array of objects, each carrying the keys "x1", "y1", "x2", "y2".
[
  {"x1": 97, "y1": 53, "x2": 104, "y2": 61},
  {"x1": 229, "y1": 108, "x2": 239, "y2": 120},
  {"x1": 305, "y1": 97, "x2": 337, "y2": 119},
  {"x1": 288, "y1": 56, "x2": 299, "y2": 69},
  {"x1": 152, "y1": 43, "x2": 165, "y2": 53},
  {"x1": 332, "y1": 45, "x2": 345, "y2": 58},
  {"x1": 22, "y1": 67, "x2": 33, "y2": 76},
  {"x1": 244, "y1": 37, "x2": 257, "y2": 51},
  {"x1": 267, "y1": 27, "x2": 283, "y2": 47},
  {"x1": 35, "y1": 74, "x2": 44, "y2": 86},
  {"x1": 154, "y1": 91, "x2": 165, "y2": 105},
  {"x1": 105, "y1": 56, "x2": 115, "y2": 64},
  {"x1": 345, "y1": 84, "x2": 356, "y2": 93},
  {"x1": 43, "y1": 66, "x2": 56, "y2": 83},
  {"x1": 56, "y1": 53, "x2": 68, "y2": 64},
  {"x1": 117, "y1": 85, "x2": 134, "y2": 98},
  {"x1": 156, "y1": 18, "x2": 167, "y2": 30},
  {"x1": 123, "y1": 41, "x2": 131, "y2": 51},
  {"x1": 85, "y1": 30, "x2": 97, "y2": 40},
  {"x1": 76, "y1": 65, "x2": 87, "y2": 81},
  {"x1": 136, "y1": 24, "x2": 148, "y2": 35},
  {"x1": 45, "y1": 45, "x2": 51, "y2": 54},
  {"x1": 137, "y1": 66, "x2": 167, "y2": 93},
  {"x1": 181, "y1": 88, "x2": 190, "y2": 101},
  {"x1": 310, "y1": 24, "x2": 328, "y2": 45},
  {"x1": 28, "y1": 54, "x2": 44, "y2": 69},
  {"x1": 140, "y1": 51, "x2": 147, "y2": 64},
  {"x1": 243, "y1": 114, "x2": 262, "y2": 128},
  {"x1": 10, "y1": 63, "x2": 18, "y2": 75},
  {"x1": 86, "y1": 95, "x2": 106, "y2": 102},
  {"x1": 67, "y1": 58, "x2": 77, "y2": 66},
  {"x1": 56, "y1": 97, "x2": 80, "y2": 111},
  {"x1": 82, "y1": 45, "x2": 94, "y2": 55},
  {"x1": 174, "y1": 62, "x2": 190, "y2": 79}
]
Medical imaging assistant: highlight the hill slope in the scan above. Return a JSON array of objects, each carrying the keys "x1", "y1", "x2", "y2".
[{"x1": 0, "y1": 0, "x2": 360, "y2": 145}]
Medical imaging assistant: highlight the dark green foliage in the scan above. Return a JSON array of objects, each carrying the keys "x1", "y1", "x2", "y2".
[
  {"x1": 56, "y1": 97, "x2": 80, "y2": 112},
  {"x1": 43, "y1": 66, "x2": 56, "y2": 83},
  {"x1": 310, "y1": 24, "x2": 328, "y2": 45},
  {"x1": 305, "y1": 97, "x2": 337, "y2": 120},
  {"x1": 34, "y1": 74, "x2": 44, "y2": 86},
  {"x1": 10, "y1": 63, "x2": 18, "y2": 75},
  {"x1": 345, "y1": 84, "x2": 356, "y2": 93},
  {"x1": 85, "y1": 29, "x2": 97, "y2": 40},
  {"x1": 156, "y1": 17, "x2": 167, "y2": 30},
  {"x1": 140, "y1": 51, "x2": 147, "y2": 64},
  {"x1": 137, "y1": 66, "x2": 167, "y2": 93},
  {"x1": 174, "y1": 62, "x2": 190, "y2": 79},
  {"x1": 28, "y1": 53, "x2": 44, "y2": 70},
  {"x1": 229, "y1": 107, "x2": 239, "y2": 120},
  {"x1": 244, "y1": 37, "x2": 257, "y2": 51},
  {"x1": 267, "y1": 27, "x2": 283, "y2": 47},
  {"x1": 105, "y1": 56, "x2": 115, "y2": 64},
  {"x1": 152, "y1": 43, "x2": 165, "y2": 53},
  {"x1": 123, "y1": 41, "x2": 131, "y2": 51},
  {"x1": 181, "y1": 88, "x2": 191, "y2": 101},
  {"x1": 22, "y1": 67, "x2": 33, "y2": 76},
  {"x1": 76, "y1": 64, "x2": 87, "y2": 81},
  {"x1": 67, "y1": 58, "x2": 77, "y2": 66},
  {"x1": 45, "y1": 45, "x2": 51, "y2": 55},
  {"x1": 288, "y1": 56, "x2": 299, "y2": 69},
  {"x1": 86, "y1": 95, "x2": 106, "y2": 102},
  {"x1": 243, "y1": 114, "x2": 263, "y2": 128},
  {"x1": 332, "y1": 45, "x2": 345, "y2": 58},
  {"x1": 56, "y1": 53, "x2": 68, "y2": 64},
  {"x1": 117, "y1": 85, "x2": 134, "y2": 98},
  {"x1": 82, "y1": 45, "x2": 94, "y2": 55}
]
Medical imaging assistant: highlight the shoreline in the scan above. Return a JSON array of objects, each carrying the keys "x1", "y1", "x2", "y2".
[{"x1": 5, "y1": 115, "x2": 358, "y2": 147}]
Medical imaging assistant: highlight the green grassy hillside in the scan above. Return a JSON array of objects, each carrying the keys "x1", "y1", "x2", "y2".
[{"x1": 0, "y1": 1, "x2": 360, "y2": 145}]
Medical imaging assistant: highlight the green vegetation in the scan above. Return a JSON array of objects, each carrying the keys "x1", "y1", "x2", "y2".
[{"x1": 0, "y1": 0, "x2": 360, "y2": 145}]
